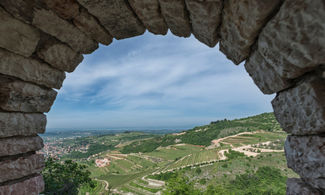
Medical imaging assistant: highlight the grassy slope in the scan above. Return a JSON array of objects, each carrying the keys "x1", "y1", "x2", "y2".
[
  {"x1": 71, "y1": 112, "x2": 294, "y2": 194},
  {"x1": 171, "y1": 112, "x2": 281, "y2": 146},
  {"x1": 61, "y1": 132, "x2": 157, "y2": 159},
  {"x1": 120, "y1": 112, "x2": 281, "y2": 153}
]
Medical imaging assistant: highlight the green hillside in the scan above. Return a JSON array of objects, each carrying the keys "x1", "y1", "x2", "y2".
[
  {"x1": 43, "y1": 112, "x2": 295, "y2": 195},
  {"x1": 61, "y1": 132, "x2": 158, "y2": 159},
  {"x1": 120, "y1": 112, "x2": 281, "y2": 153}
]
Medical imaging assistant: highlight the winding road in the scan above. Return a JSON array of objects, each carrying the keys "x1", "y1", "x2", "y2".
[{"x1": 95, "y1": 178, "x2": 110, "y2": 191}]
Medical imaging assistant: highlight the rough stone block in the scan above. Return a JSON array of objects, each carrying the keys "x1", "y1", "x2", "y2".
[
  {"x1": 0, "y1": 0, "x2": 37, "y2": 24},
  {"x1": 287, "y1": 178, "x2": 322, "y2": 195},
  {"x1": 185, "y1": 0, "x2": 222, "y2": 47},
  {"x1": 158, "y1": 0, "x2": 191, "y2": 37},
  {"x1": 73, "y1": 8, "x2": 113, "y2": 45},
  {"x1": 0, "y1": 48, "x2": 65, "y2": 89},
  {"x1": 245, "y1": 49, "x2": 292, "y2": 94},
  {"x1": 303, "y1": 178, "x2": 325, "y2": 192},
  {"x1": 272, "y1": 75, "x2": 325, "y2": 135},
  {"x1": 258, "y1": 0, "x2": 325, "y2": 79},
  {"x1": 219, "y1": 0, "x2": 281, "y2": 64},
  {"x1": 32, "y1": 8, "x2": 98, "y2": 54},
  {"x1": 0, "y1": 113, "x2": 46, "y2": 138},
  {"x1": 128, "y1": 0, "x2": 168, "y2": 35},
  {"x1": 0, "y1": 174, "x2": 44, "y2": 195},
  {"x1": 285, "y1": 135, "x2": 325, "y2": 180},
  {"x1": 37, "y1": 38, "x2": 83, "y2": 72},
  {"x1": 0, "y1": 77, "x2": 57, "y2": 113},
  {"x1": 42, "y1": 0, "x2": 112, "y2": 45},
  {"x1": 0, "y1": 154, "x2": 44, "y2": 183},
  {"x1": 0, "y1": 7, "x2": 40, "y2": 57},
  {"x1": 44, "y1": 0, "x2": 80, "y2": 20},
  {"x1": 0, "y1": 136, "x2": 43, "y2": 157},
  {"x1": 77, "y1": 0, "x2": 145, "y2": 39}
]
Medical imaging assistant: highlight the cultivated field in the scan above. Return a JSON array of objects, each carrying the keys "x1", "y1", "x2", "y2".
[{"x1": 61, "y1": 113, "x2": 296, "y2": 194}]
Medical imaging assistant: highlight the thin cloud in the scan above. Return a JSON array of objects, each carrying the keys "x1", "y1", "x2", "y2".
[{"x1": 47, "y1": 32, "x2": 274, "y2": 129}]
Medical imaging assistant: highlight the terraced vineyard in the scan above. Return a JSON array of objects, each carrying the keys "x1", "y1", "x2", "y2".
[{"x1": 61, "y1": 113, "x2": 296, "y2": 195}]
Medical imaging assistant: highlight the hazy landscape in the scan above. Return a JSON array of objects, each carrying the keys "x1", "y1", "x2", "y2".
[{"x1": 41, "y1": 113, "x2": 296, "y2": 195}]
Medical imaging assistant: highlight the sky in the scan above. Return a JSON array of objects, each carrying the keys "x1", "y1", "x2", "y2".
[{"x1": 47, "y1": 31, "x2": 274, "y2": 131}]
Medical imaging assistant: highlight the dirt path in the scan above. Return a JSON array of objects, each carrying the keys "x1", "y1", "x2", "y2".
[
  {"x1": 95, "y1": 178, "x2": 109, "y2": 191},
  {"x1": 126, "y1": 184, "x2": 155, "y2": 195},
  {"x1": 106, "y1": 154, "x2": 125, "y2": 160},
  {"x1": 173, "y1": 154, "x2": 191, "y2": 165},
  {"x1": 218, "y1": 139, "x2": 284, "y2": 158},
  {"x1": 141, "y1": 176, "x2": 165, "y2": 188},
  {"x1": 232, "y1": 141, "x2": 283, "y2": 157},
  {"x1": 218, "y1": 149, "x2": 228, "y2": 160},
  {"x1": 208, "y1": 131, "x2": 257, "y2": 149}
]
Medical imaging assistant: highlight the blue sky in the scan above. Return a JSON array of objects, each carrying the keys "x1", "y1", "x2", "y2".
[{"x1": 47, "y1": 31, "x2": 274, "y2": 130}]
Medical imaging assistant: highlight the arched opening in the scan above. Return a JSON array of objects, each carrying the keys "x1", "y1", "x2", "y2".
[
  {"x1": 40, "y1": 32, "x2": 284, "y2": 194},
  {"x1": 47, "y1": 32, "x2": 274, "y2": 130},
  {"x1": 0, "y1": 0, "x2": 324, "y2": 194}
]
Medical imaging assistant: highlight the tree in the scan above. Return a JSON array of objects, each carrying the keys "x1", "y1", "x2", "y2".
[
  {"x1": 163, "y1": 175, "x2": 200, "y2": 195},
  {"x1": 195, "y1": 168, "x2": 202, "y2": 174},
  {"x1": 220, "y1": 166, "x2": 287, "y2": 195},
  {"x1": 42, "y1": 158, "x2": 95, "y2": 195},
  {"x1": 204, "y1": 185, "x2": 228, "y2": 195}
]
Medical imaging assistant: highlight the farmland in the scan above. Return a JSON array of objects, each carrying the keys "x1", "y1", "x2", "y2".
[{"x1": 44, "y1": 113, "x2": 297, "y2": 195}]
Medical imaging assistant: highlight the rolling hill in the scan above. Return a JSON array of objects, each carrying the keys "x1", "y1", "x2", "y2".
[{"x1": 43, "y1": 112, "x2": 295, "y2": 195}]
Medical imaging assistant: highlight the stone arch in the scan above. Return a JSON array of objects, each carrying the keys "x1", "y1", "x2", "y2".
[{"x1": 0, "y1": 0, "x2": 324, "y2": 194}]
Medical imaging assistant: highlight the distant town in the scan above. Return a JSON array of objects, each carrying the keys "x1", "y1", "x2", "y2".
[{"x1": 38, "y1": 136, "x2": 88, "y2": 159}]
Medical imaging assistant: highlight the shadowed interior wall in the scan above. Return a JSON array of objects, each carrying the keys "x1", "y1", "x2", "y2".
[{"x1": 0, "y1": 0, "x2": 324, "y2": 194}]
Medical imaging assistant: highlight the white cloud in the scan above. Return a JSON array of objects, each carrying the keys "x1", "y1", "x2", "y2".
[{"x1": 48, "y1": 32, "x2": 274, "y2": 129}]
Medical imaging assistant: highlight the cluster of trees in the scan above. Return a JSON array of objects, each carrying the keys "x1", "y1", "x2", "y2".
[
  {"x1": 224, "y1": 149, "x2": 245, "y2": 160},
  {"x1": 120, "y1": 137, "x2": 163, "y2": 153},
  {"x1": 64, "y1": 143, "x2": 113, "y2": 159},
  {"x1": 179, "y1": 113, "x2": 278, "y2": 146},
  {"x1": 152, "y1": 166, "x2": 287, "y2": 195},
  {"x1": 149, "y1": 171, "x2": 178, "y2": 181},
  {"x1": 42, "y1": 158, "x2": 95, "y2": 195},
  {"x1": 228, "y1": 166, "x2": 286, "y2": 194},
  {"x1": 63, "y1": 132, "x2": 156, "y2": 157}
]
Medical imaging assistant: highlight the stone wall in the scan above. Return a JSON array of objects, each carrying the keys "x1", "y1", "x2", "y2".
[{"x1": 0, "y1": 0, "x2": 324, "y2": 194}]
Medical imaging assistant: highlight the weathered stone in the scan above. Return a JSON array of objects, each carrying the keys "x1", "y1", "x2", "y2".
[
  {"x1": 73, "y1": 8, "x2": 113, "y2": 45},
  {"x1": 258, "y1": 0, "x2": 325, "y2": 79},
  {"x1": 303, "y1": 178, "x2": 325, "y2": 192},
  {"x1": 42, "y1": 0, "x2": 112, "y2": 45},
  {"x1": 44, "y1": 0, "x2": 80, "y2": 20},
  {"x1": 185, "y1": 0, "x2": 222, "y2": 47},
  {"x1": 77, "y1": 0, "x2": 145, "y2": 40},
  {"x1": 285, "y1": 135, "x2": 325, "y2": 180},
  {"x1": 0, "y1": 113, "x2": 46, "y2": 138},
  {"x1": 32, "y1": 8, "x2": 98, "y2": 54},
  {"x1": 0, "y1": 7, "x2": 40, "y2": 57},
  {"x1": 0, "y1": 77, "x2": 57, "y2": 113},
  {"x1": 0, "y1": 0, "x2": 37, "y2": 24},
  {"x1": 244, "y1": 49, "x2": 292, "y2": 94},
  {"x1": 287, "y1": 178, "x2": 322, "y2": 195},
  {"x1": 158, "y1": 0, "x2": 191, "y2": 37},
  {"x1": 272, "y1": 76, "x2": 325, "y2": 135},
  {"x1": 219, "y1": 0, "x2": 281, "y2": 64},
  {"x1": 0, "y1": 174, "x2": 44, "y2": 195},
  {"x1": 0, "y1": 154, "x2": 44, "y2": 183},
  {"x1": 37, "y1": 39, "x2": 83, "y2": 72},
  {"x1": 0, "y1": 49, "x2": 65, "y2": 89},
  {"x1": 128, "y1": 0, "x2": 168, "y2": 35},
  {"x1": 0, "y1": 136, "x2": 43, "y2": 157}
]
